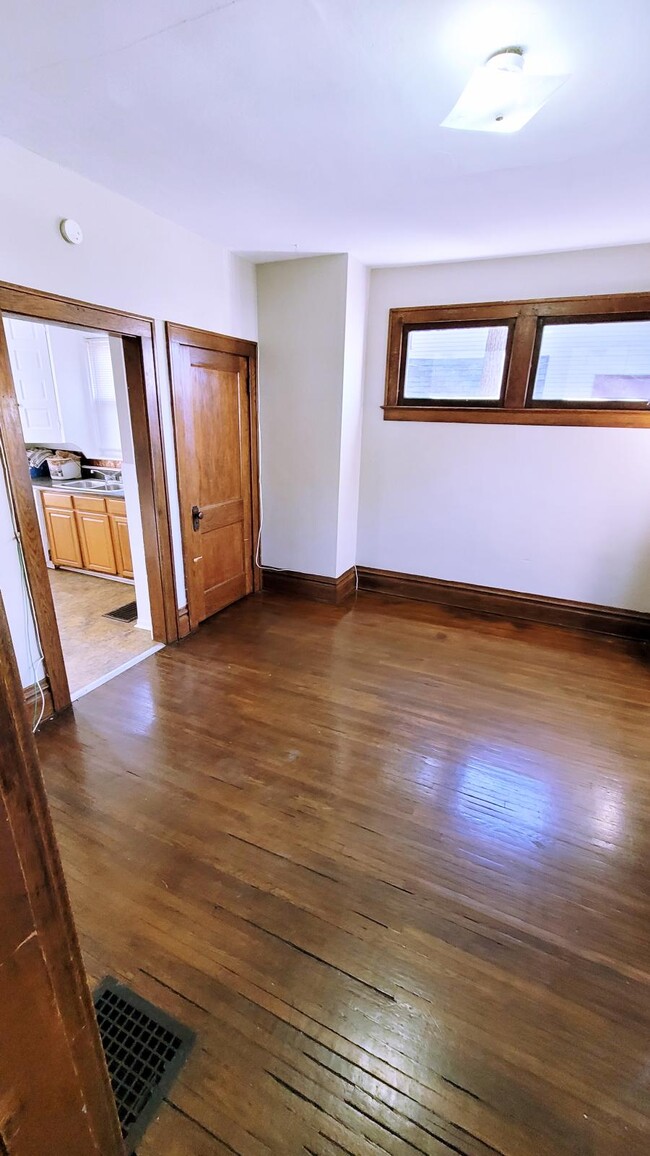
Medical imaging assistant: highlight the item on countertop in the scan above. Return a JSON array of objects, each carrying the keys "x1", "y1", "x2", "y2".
[
  {"x1": 27, "y1": 447, "x2": 53, "y2": 478},
  {"x1": 47, "y1": 451, "x2": 82, "y2": 480}
]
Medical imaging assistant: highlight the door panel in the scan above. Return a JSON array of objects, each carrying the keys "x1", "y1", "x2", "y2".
[
  {"x1": 3, "y1": 317, "x2": 63, "y2": 444},
  {"x1": 76, "y1": 512, "x2": 117, "y2": 575},
  {"x1": 110, "y1": 515, "x2": 133, "y2": 579},
  {"x1": 169, "y1": 331, "x2": 257, "y2": 629}
]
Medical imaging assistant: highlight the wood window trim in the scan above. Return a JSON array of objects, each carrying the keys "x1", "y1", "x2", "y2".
[
  {"x1": 383, "y1": 292, "x2": 650, "y2": 427},
  {"x1": 0, "y1": 280, "x2": 179, "y2": 714}
]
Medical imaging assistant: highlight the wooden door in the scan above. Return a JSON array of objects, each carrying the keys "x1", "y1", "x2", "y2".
[
  {"x1": 44, "y1": 507, "x2": 83, "y2": 568},
  {"x1": 76, "y1": 511, "x2": 117, "y2": 575},
  {"x1": 167, "y1": 325, "x2": 260, "y2": 629},
  {"x1": 0, "y1": 594, "x2": 123, "y2": 1155}
]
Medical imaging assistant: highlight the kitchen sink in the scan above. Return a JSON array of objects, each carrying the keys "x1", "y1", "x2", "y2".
[{"x1": 55, "y1": 479, "x2": 124, "y2": 495}]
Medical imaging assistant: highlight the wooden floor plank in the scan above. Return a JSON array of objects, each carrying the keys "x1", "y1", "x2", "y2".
[{"x1": 36, "y1": 592, "x2": 650, "y2": 1155}]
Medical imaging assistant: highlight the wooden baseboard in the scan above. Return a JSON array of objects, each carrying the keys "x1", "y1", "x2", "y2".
[
  {"x1": 262, "y1": 566, "x2": 356, "y2": 605},
  {"x1": 177, "y1": 606, "x2": 191, "y2": 639},
  {"x1": 23, "y1": 677, "x2": 54, "y2": 725},
  {"x1": 356, "y1": 566, "x2": 650, "y2": 641}
]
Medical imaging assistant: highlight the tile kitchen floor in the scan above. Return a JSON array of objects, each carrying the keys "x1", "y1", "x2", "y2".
[{"x1": 47, "y1": 568, "x2": 154, "y2": 696}]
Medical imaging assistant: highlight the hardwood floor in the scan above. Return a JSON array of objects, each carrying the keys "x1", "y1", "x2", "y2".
[
  {"x1": 36, "y1": 592, "x2": 650, "y2": 1155},
  {"x1": 48, "y1": 568, "x2": 154, "y2": 695}
]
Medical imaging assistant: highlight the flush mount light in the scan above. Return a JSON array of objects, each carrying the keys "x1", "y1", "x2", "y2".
[{"x1": 441, "y1": 47, "x2": 568, "y2": 133}]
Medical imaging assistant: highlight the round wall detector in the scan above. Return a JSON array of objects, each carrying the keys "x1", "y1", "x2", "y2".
[{"x1": 59, "y1": 218, "x2": 83, "y2": 245}]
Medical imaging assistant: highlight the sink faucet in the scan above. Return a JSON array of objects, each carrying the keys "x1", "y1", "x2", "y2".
[{"x1": 85, "y1": 466, "x2": 123, "y2": 483}]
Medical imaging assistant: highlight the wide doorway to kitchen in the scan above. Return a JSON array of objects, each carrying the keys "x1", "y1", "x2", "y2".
[{"x1": 2, "y1": 313, "x2": 162, "y2": 702}]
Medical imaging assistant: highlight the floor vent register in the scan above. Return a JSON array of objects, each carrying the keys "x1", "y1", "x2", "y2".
[{"x1": 94, "y1": 976, "x2": 195, "y2": 1153}]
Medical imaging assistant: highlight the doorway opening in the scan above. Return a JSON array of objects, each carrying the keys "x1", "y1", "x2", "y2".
[
  {"x1": 0, "y1": 282, "x2": 179, "y2": 719},
  {"x1": 3, "y1": 315, "x2": 161, "y2": 700}
]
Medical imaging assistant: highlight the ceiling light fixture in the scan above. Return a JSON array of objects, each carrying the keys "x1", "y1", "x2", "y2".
[{"x1": 441, "y1": 47, "x2": 568, "y2": 134}]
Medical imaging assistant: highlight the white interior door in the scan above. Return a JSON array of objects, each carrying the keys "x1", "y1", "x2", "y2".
[{"x1": 3, "y1": 316, "x2": 63, "y2": 443}]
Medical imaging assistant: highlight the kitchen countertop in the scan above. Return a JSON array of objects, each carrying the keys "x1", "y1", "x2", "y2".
[{"x1": 32, "y1": 477, "x2": 125, "y2": 499}]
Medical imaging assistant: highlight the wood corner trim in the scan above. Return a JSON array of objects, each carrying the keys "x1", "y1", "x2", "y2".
[
  {"x1": 177, "y1": 606, "x2": 192, "y2": 639},
  {"x1": 262, "y1": 566, "x2": 356, "y2": 605},
  {"x1": 166, "y1": 321, "x2": 257, "y2": 360},
  {"x1": 356, "y1": 566, "x2": 650, "y2": 641},
  {"x1": 23, "y1": 677, "x2": 54, "y2": 726}
]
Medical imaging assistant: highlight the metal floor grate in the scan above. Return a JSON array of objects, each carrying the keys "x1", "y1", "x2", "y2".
[
  {"x1": 94, "y1": 976, "x2": 195, "y2": 1153},
  {"x1": 104, "y1": 600, "x2": 138, "y2": 623}
]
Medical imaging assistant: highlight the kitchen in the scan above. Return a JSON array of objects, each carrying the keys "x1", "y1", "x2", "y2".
[{"x1": 3, "y1": 314, "x2": 159, "y2": 701}]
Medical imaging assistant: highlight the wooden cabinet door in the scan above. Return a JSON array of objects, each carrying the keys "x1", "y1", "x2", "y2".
[
  {"x1": 110, "y1": 515, "x2": 133, "y2": 579},
  {"x1": 3, "y1": 316, "x2": 63, "y2": 444},
  {"x1": 44, "y1": 508, "x2": 83, "y2": 569},
  {"x1": 0, "y1": 594, "x2": 123, "y2": 1155},
  {"x1": 75, "y1": 512, "x2": 117, "y2": 575}
]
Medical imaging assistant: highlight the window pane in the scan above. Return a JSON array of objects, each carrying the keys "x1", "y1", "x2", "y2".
[
  {"x1": 403, "y1": 325, "x2": 509, "y2": 402},
  {"x1": 532, "y1": 320, "x2": 650, "y2": 403}
]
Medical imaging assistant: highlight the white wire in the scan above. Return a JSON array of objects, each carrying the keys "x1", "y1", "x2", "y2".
[{"x1": 0, "y1": 436, "x2": 46, "y2": 731}]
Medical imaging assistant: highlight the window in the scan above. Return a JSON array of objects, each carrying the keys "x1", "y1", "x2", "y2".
[
  {"x1": 384, "y1": 293, "x2": 650, "y2": 426},
  {"x1": 86, "y1": 335, "x2": 121, "y2": 457},
  {"x1": 403, "y1": 323, "x2": 511, "y2": 405},
  {"x1": 531, "y1": 319, "x2": 650, "y2": 405}
]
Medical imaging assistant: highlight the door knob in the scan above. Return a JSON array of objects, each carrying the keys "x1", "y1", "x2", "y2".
[{"x1": 191, "y1": 504, "x2": 204, "y2": 531}]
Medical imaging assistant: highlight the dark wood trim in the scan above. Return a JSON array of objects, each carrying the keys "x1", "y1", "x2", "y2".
[
  {"x1": 0, "y1": 595, "x2": 123, "y2": 1153},
  {"x1": 384, "y1": 291, "x2": 650, "y2": 426},
  {"x1": 262, "y1": 566, "x2": 356, "y2": 605},
  {"x1": 166, "y1": 322, "x2": 257, "y2": 361},
  {"x1": 383, "y1": 405, "x2": 650, "y2": 426},
  {"x1": 357, "y1": 566, "x2": 650, "y2": 641},
  {"x1": 0, "y1": 279, "x2": 179, "y2": 714},
  {"x1": 177, "y1": 606, "x2": 192, "y2": 639},
  {"x1": 24, "y1": 677, "x2": 54, "y2": 724},
  {"x1": 122, "y1": 333, "x2": 178, "y2": 643},
  {"x1": 166, "y1": 322, "x2": 262, "y2": 624}
]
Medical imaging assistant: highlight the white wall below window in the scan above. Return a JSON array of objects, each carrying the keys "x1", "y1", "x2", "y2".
[
  {"x1": 358, "y1": 244, "x2": 650, "y2": 612},
  {"x1": 0, "y1": 135, "x2": 257, "y2": 686}
]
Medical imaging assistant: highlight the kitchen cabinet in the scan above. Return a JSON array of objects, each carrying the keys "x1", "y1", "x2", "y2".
[
  {"x1": 41, "y1": 492, "x2": 132, "y2": 580},
  {"x1": 107, "y1": 501, "x2": 133, "y2": 579},
  {"x1": 75, "y1": 507, "x2": 117, "y2": 575},
  {"x1": 42, "y1": 496, "x2": 83, "y2": 569},
  {"x1": 5, "y1": 317, "x2": 64, "y2": 444}
]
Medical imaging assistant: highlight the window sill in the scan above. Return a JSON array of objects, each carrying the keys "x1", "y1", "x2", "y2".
[{"x1": 382, "y1": 406, "x2": 650, "y2": 427}]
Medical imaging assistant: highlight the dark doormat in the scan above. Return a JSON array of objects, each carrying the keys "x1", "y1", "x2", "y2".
[
  {"x1": 104, "y1": 600, "x2": 138, "y2": 623},
  {"x1": 94, "y1": 976, "x2": 195, "y2": 1154}
]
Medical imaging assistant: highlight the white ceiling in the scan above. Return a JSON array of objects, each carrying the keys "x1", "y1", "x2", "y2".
[{"x1": 1, "y1": 0, "x2": 650, "y2": 266}]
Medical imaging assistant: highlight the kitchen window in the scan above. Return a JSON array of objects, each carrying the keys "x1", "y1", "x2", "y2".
[{"x1": 384, "y1": 293, "x2": 650, "y2": 426}]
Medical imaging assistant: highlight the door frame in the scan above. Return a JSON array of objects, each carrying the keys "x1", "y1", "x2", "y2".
[
  {"x1": 0, "y1": 280, "x2": 179, "y2": 714},
  {"x1": 0, "y1": 591, "x2": 124, "y2": 1152},
  {"x1": 166, "y1": 323, "x2": 261, "y2": 633}
]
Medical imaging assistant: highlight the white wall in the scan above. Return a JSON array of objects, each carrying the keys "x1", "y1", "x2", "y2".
[
  {"x1": 0, "y1": 135, "x2": 257, "y2": 686},
  {"x1": 336, "y1": 257, "x2": 368, "y2": 575},
  {"x1": 257, "y1": 255, "x2": 349, "y2": 576},
  {"x1": 358, "y1": 244, "x2": 650, "y2": 611}
]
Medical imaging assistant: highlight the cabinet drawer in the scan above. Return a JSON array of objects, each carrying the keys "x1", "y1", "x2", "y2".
[
  {"x1": 106, "y1": 498, "x2": 126, "y2": 516},
  {"x1": 72, "y1": 494, "x2": 107, "y2": 514},
  {"x1": 41, "y1": 490, "x2": 73, "y2": 510}
]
